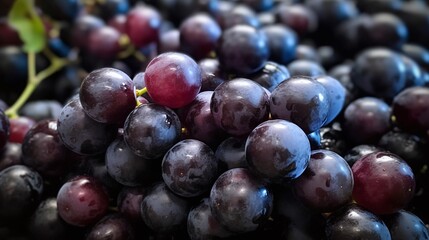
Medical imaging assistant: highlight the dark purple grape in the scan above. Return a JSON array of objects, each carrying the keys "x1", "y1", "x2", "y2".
[
  {"x1": 397, "y1": 2, "x2": 429, "y2": 49},
  {"x1": 240, "y1": 0, "x2": 274, "y2": 12},
  {"x1": 367, "y1": 13, "x2": 408, "y2": 50},
  {"x1": 216, "y1": 25, "x2": 269, "y2": 75},
  {"x1": 117, "y1": 187, "x2": 146, "y2": 223},
  {"x1": 8, "y1": 116, "x2": 36, "y2": 144},
  {"x1": 0, "y1": 143, "x2": 22, "y2": 171},
  {"x1": 198, "y1": 58, "x2": 226, "y2": 93},
  {"x1": 70, "y1": 15, "x2": 105, "y2": 50},
  {"x1": 401, "y1": 54, "x2": 425, "y2": 88},
  {"x1": 378, "y1": 129, "x2": 428, "y2": 171},
  {"x1": 315, "y1": 75, "x2": 346, "y2": 125},
  {"x1": 275, "y1": 3, "x2": 318, "y2": 37},
  {"x1": 0, "y1": 165, "x2": 43, "y2": 224},
  {"x1": 245, "y1": 119, "x2": 311, "y2": 180},
  {"x1": 158, "y1": 29, "x2": 180, "y2": 54},
  {"x1": 295, "y1": 44, "x2": 320, "y2": 62},
  {"x1": 293, "y1": 149, "x2": 354, "y2": 213},
  {"x1": 140, "y1": 182, "x2": 190, "y2": 233},
  {"x1": 401, "y1": 43, "x2": 429, "y2": 72},
  {"x1": 287, "y1": 59, "x2": 326, "y2": 77},
  {"x1": 248, "y1": 61, "x2": 290, "y2": 92},
  {"x1": 90, "y1": 0, "x2": 129, "y2": 21},
  {"x1": 261, "y1": 24, "x2": 298, "y2": 65},
  {"x1": 318, "y1": 124, "x2": 349, "y2": 156},
  {"x1": 86, "y1": 213, "x2": 136, "y2": 240},
  {"x1": 326, "y1": 204, "x2": 392, "y2": 240},
  {"x1": 350, "y1": 48, "x2": 407, "y2": 99},
  {"x1": 57, "y1": 97, "x2": 118, "y2": 156},
  {"x1": 123, "y1": 103, "x2": 181, "y2": 159},
  {"x1": 79, "y1": 67, "x2": 136, "y2": 125},
  {"x1": 57, "y1": 175, "x2": 110, "y2": 227},
  {"x1": 382, "y1": 210, "x2": 429, "y2": 240},
  {"x1": 108, "y1": 14, "x2": 127, "y2": 34},
  {"x1": 181, "y1": 91, "x2": 227, "y2": 147},
  {"x1": 0, "y1": 46, "x2": 28, "y2": 104},
  {"x1": 22, "y1": 119, "x2": 76, "y2": 179},
  {"x1": 217, "y1": 4, "x2": 261, "y2": 30},
  {"x1": 215, "y1": 137, "x2": 248, "y2": 170},
  {"x1": 317, "y1": 45, "x2": 344, "y2": 70},
  {"x1": 36, "y1": 0, "x2": 81, "y2": 22},
  {"x1": 126, "y1": 5, "x2": 162, "y2": 48},
  {"x1": 179, "y1": 13, "x2": 222, "y2": 60},
  {"x1": 342, "y1": 97, "x2": 391, "y2": 145},
  {"x1": 391, "y1": 86, "x2": 429, "y2": 135},
  {"x1": 210, "y1": 78, "x2": 270, "y2": 137},
  {"x1": 270, "y1": 76, "x2": 330, "y2": 134},
  {"x1": 187, "y1": 198, "x2": 233, "y2": 240},
  {"x1": 352, "y1": 151, "x2": 415, "y2": 215},
  {"x1": 144, "y1": 52, "x2": 202, "y2": 109},
  {"x1": 0, "y1": 109, "x2": 9, "y2": 150},
  {"x1": 343, "y1": 144, "x2": 382, "y2": 167},
  {"x1": 209, "y1": 168, "x2": 273, "y2": 233},
  {"x1": 106, "y1": 136, "x2": 160, "y2": 187},
  {"x1": 0, "y1": 19, "x2": 22, "y2": 47},
  {"x1": 86, "y1": 26, "x2": 123, "y2": 61},
  {"x1": 162, "y1": 139, "x2": 220, "y2": 197},
  {"x1": 27, "y1": 198, "x2": 73, "y2": 240}
]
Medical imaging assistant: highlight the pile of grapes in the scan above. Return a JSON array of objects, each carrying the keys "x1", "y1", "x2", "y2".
[{"x1": 1, "y1": 0, "x2": 429, "y2": 239}]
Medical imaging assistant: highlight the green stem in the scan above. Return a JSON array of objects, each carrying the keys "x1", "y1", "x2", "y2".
[
  {"x1": 5, "y1": 51, "x2": 68, "y2": 118},
  {"x1": 135, "y1": 87, "x2": 147, "y2": 97}
]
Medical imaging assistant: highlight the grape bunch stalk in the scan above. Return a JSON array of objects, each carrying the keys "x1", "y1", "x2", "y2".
[{"x1": 1, "y1": 0, "x2": 429, "y2": 239}]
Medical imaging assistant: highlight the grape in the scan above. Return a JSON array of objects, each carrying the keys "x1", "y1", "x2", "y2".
[
  {"x1": 343, "y1": 144, "x2": 382, "y2": 167},
  {"x1": 352, "y1": 151, "x2": 415, "y2": 215},
  {"x1": 57, "y1": 175, "x2": 110, "y2": 227},
  {"x1": 140, "y1": 182, "x2": 190, "y2": 233},
  {"x1": 367, "y1": 13, "x2": 408, "y2": 50},
  {"x1": 106, "y1": 136, "x2": 160, "y2": 187},
  {"x1": 126, "y1": 5, "x2": 162, "y2": 48},
  {"x1": 187, "y1": 198, "x2": 233, "y2": 240},
  {"x1": 0, "y1": 110, "x2": 9, "y2": 151},
  {"x1": 314, "y1": 75, "x2": 347, "y2": 125},
  {"x1": 0, "y1": 143, "x2": 22, "y2": 171},
  {"x1": 198, "y1": 58, "x2": 226, "y2": 92},
  {"x1": 215, "y1": 137, "x2": 248, "y2": 170},
  {"x1": 181, "y1": 91, "x2": 228, "y2": 147},
  {"x1": 217, "y1": 4, "x2": 261, "y2": 30},
  {"x1": 318, "y1": 123, "x2": 349, "y2": 156},
  {"x1": 391, "y1": 86, "x2": 429, "y2": 135},
  {"x1": 86, "y1": 26, "x2": 123, "y2": 61},
  {"x1": 209, "y1": 168, "x2": 273, "y2": 233},
  {"x1": 261, "y1": 24, "x2": 297, "y2": 65},
  {"x1": 123, "y1": 103, "x2": 181, "y2": 159},
  {"x1": 162, "y1": 139, "x2": 220, "y2": 197},
  {"x1": 382, "y1": 210, "x2": 429, "y2": 240},
  {"x1": 57, "y1": 97, "x2": 118, "y2": 155},
  {"x1": 275, "y1": 3, "x2": 318, "y2": 37},
  {"x1": 0, "y1": 19, "x2": 22, "y2": 47},
  {"x1": 79, "y1": 67, "x2": 136, "y2": 125},
  {"x1": 325, "y1": 204, "x2": 392, "y2": 240},
  {"x1": 245, "y1": 119, "x2": 311, "y2": 180},
  {"x1": 210, "y1": 78, "x2": 270, "y2": 137},
  {"x1": 401, "y1": 43, "x2": 429, "y2": 71},
  {"x1": 287, "y1": 59, "x2": 326, "y2": 77},
  {"x1": 270, "y1": 76, "x2": 330, "y2": 134},
  {"x1": 144, "y1": 52, "x2": 202, "y2": 109},
  {"x1": 179, "y1": 13, "x2": 222, "y2": 60},
  {"x1": 342, "y1": 97, "x2": 391, "y2": 145},
  {"x1": 158, "y1": 29, "x2": 180, "y2": 54},
  {"x1": 293, "y1": 149, "x2": 354, "y2": 213},
  {"x1": 216, "y1": 24, "x2": 269, "y2": 75},
  {"x1": 0, "y1": 165, "x2": 43, "y2": 225},
  {"x1": 90, "y1": 0, "x2": 129, "y2": 21},
  {"x1": 117, "y1": 187, "x2": 146, "y2": 223},
  {"x1": 70, "y1": 15, "x2": 105, "y2": 50},
  {"x1": 22, "y1": 119, "x2": 76, "y2": 179},
  {"x1": 86, "y1": 213, "x2": 135, "y2": 240},
  {"x1": 27, "y1": 198, "x2": 74, "y2": 240},
  {"x1": 8, "y1": 116, "x2": 36, "y2": 143},
  {"x1": 36, "y1": 0, "x2": 81, "y2": 22},
  {"x1": 350, "y1": 48, "x2": 407, "y2": 99},
  {"x1": 107, "y1": 14, "x2": 127, "y2": 34},
  {"x1": 248, "y1": 61, "x2": 290, "y2": 92}
]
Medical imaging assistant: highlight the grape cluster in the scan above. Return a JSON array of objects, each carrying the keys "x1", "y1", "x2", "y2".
[{"x1": 1, "y1": 0, "x2": 429, "y2": 239}]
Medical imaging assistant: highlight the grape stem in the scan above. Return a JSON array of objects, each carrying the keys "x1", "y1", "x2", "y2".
[
  {"x1": 135, "y1": 87, "x2": 148, "y2": 97},
  {"x1": 5, "y1": 50, "x2": 68, "y2": 118}
]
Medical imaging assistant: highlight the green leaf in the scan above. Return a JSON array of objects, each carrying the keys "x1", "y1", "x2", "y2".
[{"x1": 8, "y1": 0, "x2": 46, "y2": 53}]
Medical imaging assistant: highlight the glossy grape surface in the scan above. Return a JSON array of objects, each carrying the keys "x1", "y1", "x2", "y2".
[
  {"x1": 86, "y1": 213, "x2": 135, "y2": 240},
  {"x1": 57, "y1": 175, "x2": 110, "y2": 227},
  {"x1": 126, "y1": 5, "x2": 162, "y2": 48},
  {"x1": 0, "y1": 110, "x2": 9, "y2": 151},
  {"x1": 80, "y1": 68, "x2": 136, "y2": 125},
  {"x1": 162, "y1": 139, "x2": 220, "y2": 197},
  {"x1": 123, "y1": 103, "x2": 181, "y2": 159},
  {"x1": 270, "y1": 76, "x2": 329, "y2": 133},
  {"x1": 352, "y1": 151, "x2": 415, "y2": 215},
  {"x1": 293, "y1": 149, "x2": 354, "y2": 213},
  {"x1": 245, "y1": 119, "x2": 311, "y2": 180},
  {"x1": 144, "y1": 52, "x2": 202, "y2": 109},
  {"x1": 210, "y1": 78, "x2": 269, "y2": 137},
  {"x1": 209, "y1": 168, "x2": 273, "y2": 233},
  {"x1": 57, "y1": 97, "x2": 118, "y2": 155}
]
